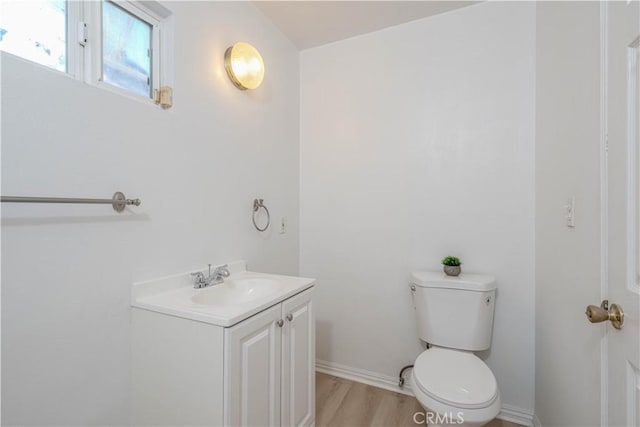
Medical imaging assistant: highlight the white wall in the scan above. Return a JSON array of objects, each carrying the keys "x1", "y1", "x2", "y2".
[
  {"x1": 300, "y1": 1, "x2": 536, "y2": 414},
  {"x1": 0, "y1": 1, "x2": 299, "y2": 424},
  {"x1": 535, "y1": 2, "x2": 603, "y2": 425}
]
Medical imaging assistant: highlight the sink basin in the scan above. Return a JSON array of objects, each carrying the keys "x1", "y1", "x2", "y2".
[
  {"x1": 132, "y1": 261, "x2": 316, "y2": 326},
  {"x1": 191, "y1": 278, "x2": 284, "y2": 306}
]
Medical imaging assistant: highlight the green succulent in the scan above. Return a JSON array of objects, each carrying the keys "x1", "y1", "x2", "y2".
[{"x1": 441, "y1": 256, "x2": 461, "y2": 266}]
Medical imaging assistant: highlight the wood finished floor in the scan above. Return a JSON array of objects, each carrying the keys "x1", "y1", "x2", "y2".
[{"x1": 316, "y1": 373, "x2": 522, "y2": 427}]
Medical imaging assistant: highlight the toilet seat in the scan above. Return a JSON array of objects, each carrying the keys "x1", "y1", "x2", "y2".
[{"x1": 412, "y1": 347, "x2": 498, "y2": 409}]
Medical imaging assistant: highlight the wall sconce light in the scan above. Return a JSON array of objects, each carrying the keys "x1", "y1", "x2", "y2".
[{"x1": 224, "y1": 42, "x2": 265, "y2": 90}]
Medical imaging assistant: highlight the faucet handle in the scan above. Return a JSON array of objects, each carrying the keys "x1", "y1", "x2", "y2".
[
  {"x1": 190, "y1": 271, "x2": 206, "y2": 285},
  {"x1": 214, "y1": 264, "x2": 230, "y2": 277}
]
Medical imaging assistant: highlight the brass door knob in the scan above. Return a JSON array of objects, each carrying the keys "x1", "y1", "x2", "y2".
[{"x1": 585, "y1": 300, "x2": 624, "y2": 329}]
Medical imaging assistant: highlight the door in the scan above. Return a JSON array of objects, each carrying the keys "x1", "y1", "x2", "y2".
[
  {"x1": 606, "y1": 1, "x2": 640, "y2": 425},
  {"x1": 224, "y1": 304, "x2": 282, "y2": 427},
  {"x1": 281, "y1": 288, "x2": 315, "y2": 427}
]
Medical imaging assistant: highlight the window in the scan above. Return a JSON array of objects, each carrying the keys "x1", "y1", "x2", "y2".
[
  {"x1": 0, "y1": 0, "x2": 67, "y2": 72},
  {"x1": 102, "y1": 1, "x2": 157, "y2": 98},
  {"x1": 0, "y1": 0, "x2": 171, "y2": 105}
]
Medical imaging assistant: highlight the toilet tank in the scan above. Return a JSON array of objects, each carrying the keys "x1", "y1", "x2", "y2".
[{"x1": 410, "y1": 272, "x2": 497, "y2": 351}]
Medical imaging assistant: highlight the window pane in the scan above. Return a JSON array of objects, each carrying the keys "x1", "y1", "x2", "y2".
[
  {"x1": 0, "y1": 0, "x2": 66, "y2": 72},
  {"x1": 102, "y1": 1, "x2": 152, "y2": 98}
]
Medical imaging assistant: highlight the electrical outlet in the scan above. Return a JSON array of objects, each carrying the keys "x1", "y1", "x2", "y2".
[
  {"x1": 565, "y1": 196, "x2": 575, "y2": 228},
  {"x1": 279, "y1": 217, "x2": 286, "y2": 234}
]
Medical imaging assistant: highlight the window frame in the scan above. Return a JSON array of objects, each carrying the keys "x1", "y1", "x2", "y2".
[
  {"x1": 66, "y1": 0, "x2": 85, "y2": 80},
  {"x1": 0, "y1": 0, "x2": 172, "y2": 107}
]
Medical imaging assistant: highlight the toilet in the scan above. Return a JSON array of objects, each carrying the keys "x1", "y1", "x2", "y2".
[{"x1": 409, "y1": 271, "x2": 501, "y2": 427}]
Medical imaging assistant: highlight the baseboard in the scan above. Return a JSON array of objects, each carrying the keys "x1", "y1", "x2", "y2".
[
  {"x1": 531, "y1": 414, "x2": 542, "y2": 427},
  {"x1": 316, "y1": 359, "x2": 536, "y2": 426},
  {"x1": 315, "y1": 359, "x2": 414, "y2": 396},
  {"x1": 498, "y1": 404, "x2": 535, "y2": 426}
]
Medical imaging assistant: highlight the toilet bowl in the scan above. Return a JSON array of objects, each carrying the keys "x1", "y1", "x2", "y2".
[{"x1": 410, "y1": 347, "x2": 501, "y2": 427}]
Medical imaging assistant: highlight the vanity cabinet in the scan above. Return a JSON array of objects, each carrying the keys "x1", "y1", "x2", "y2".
[
  {"x1": 225, "y1": 288, "x2": 315, "y2": 426},
  {"x1": 132, "y1": 286, "x2": 315, "y2": 427}
]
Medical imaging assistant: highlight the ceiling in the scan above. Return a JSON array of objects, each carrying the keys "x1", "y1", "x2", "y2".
[{"x1": 253, "y1": 1, "x2": 479, "y2": 50}]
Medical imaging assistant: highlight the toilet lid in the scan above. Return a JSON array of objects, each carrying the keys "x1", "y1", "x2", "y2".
[{"x1": 413, "y1": 348, "x2": 498, "y2": 409}]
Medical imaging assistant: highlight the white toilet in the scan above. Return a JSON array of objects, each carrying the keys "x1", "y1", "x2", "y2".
[{"x1": 409, "y1": 271, "x2": 501, "y2": 427}]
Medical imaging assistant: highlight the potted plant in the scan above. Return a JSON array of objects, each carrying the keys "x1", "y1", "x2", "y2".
[{"x1": 442, "y1": 256, "x2": 462, "y2": 276}]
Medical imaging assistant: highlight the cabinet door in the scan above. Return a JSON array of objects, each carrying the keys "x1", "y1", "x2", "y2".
[
  {"x1": 224, "y1": 304, "x2": 282, "y2": 427},
  {"x1": 281, "y1": 288, "x2": 315, "y2": 427}
]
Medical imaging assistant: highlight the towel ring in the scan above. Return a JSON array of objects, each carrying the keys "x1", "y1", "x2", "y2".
[{"x1": 252, "y1": 198, "x2": 270, "y2": 232}]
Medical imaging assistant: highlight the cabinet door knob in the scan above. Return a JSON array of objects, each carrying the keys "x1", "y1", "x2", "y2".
[
  {"x1": 286, "y1": 313, "x2": 293, "y2": 322},
  {"x1": 276, "y1": 319, "x2": 284, "y2": 327}
]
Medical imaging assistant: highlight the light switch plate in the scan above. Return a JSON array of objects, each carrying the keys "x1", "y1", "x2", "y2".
[{"x1": 565, "y1": 196, "x2": 575, "y2": 228}]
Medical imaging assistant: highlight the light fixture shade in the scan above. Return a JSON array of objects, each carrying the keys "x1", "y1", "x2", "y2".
[{"x1": 224, "y1": 42, "x2": 265, "y2": 90}]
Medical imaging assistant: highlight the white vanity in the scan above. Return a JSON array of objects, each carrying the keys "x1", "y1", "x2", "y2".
[{"x1": 130, "y1": 261, "x2": 315, "y2": 426}]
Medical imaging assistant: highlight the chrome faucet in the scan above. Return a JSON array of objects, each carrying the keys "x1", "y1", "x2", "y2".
[{"x1": 190, "y1": 264, "x2": 230, "y2": 289}]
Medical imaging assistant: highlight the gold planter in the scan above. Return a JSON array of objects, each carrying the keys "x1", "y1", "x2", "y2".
[{"x1": 443, "y1": 265, "x2": 461, "y2": 276}]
